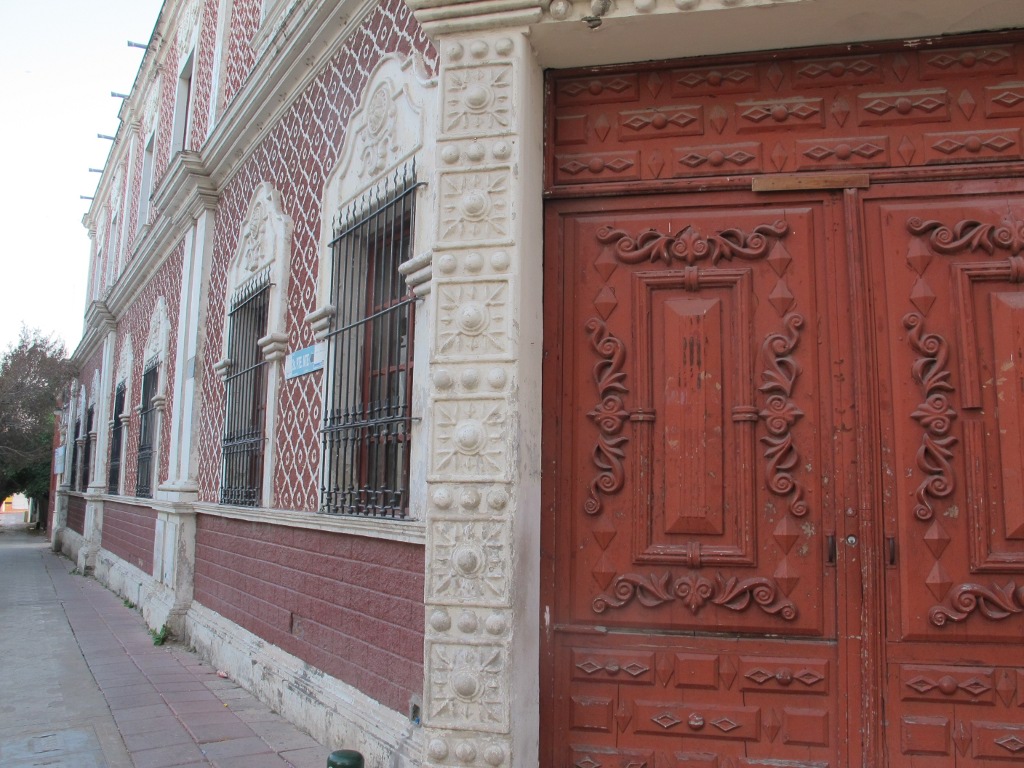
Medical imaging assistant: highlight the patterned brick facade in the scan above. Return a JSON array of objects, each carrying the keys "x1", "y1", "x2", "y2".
[
  {"x1": 195, "y1": 0, "x2": 438, "y2": 509},
  {"x1": 66, "y1": 495, "x2": 86, "y2": 535},
  {"x1": 194, "y1": 515, "x2": 425, "y2": 713}
]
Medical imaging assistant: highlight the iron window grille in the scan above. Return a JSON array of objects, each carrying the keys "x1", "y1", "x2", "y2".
[
  {"x1": 220, "y1": 267, "x2": 271, "y2": 506},
  {"x1": 320, "y1": 164, "x2": 420, "y2": 518},
  {"x1": 108, "y1": 383, "x2": 126, "y2": 494},
  {"x1": 136, "y1": 362, "x2": 159, "y2": 499},
  {"x1": 81, "y1": 406, "x2": 94, "y2": 490},
  {"x1": 69, "y1": 418, "x2": 80, "y2": 489}
]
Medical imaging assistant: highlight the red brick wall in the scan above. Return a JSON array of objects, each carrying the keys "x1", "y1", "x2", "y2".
[
  {"x1": 66, "y1": 495, "x2": 86, "y2": 535},
  {"x1": 102, "y1": 500, "x2": 157, "y2": 575},
  {"x1": 194, "y1": 515, "x2": 424, "y2": 713}
]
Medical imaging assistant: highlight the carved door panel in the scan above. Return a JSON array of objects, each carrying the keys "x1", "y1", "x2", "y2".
[
  {"x1": 862, "y1": 180, "x2": 1024, "y2": 765},
  {"x1": 543, "y1": 193, "x2": 852, "y2": 767}
]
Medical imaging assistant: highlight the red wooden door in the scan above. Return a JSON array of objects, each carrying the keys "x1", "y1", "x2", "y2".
[
  {"x1": 543, "y1": 191, "x2": 856, "y2": 766},
  {"x1": 862, "y1": 179, "x2": 1024, "y2": 765}
]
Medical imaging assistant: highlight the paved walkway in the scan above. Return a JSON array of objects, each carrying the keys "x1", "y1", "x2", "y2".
[{"x1": 0, "y1": 524, "x2": 331, "y2": 768}]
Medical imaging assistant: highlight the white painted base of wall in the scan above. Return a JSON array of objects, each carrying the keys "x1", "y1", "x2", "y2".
[
  {"x1": 186, "y1": 602, "x2": 424, "y2": 768},
  {"x1": 58, "y1": 528, "x2": 86, "y2": 569},
  {"x1": 94, "y1": 549, "x2": 178, "y2": 632}
]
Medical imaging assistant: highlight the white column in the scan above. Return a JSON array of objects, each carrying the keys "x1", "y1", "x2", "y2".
[{"x1": 419, "y1": 29, "x2": 545, "y2": 768}]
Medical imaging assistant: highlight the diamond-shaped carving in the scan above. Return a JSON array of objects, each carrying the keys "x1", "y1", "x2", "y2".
[
  {"x1": 605, "y1": 158, "x2": 635, "y2": 172},
  {"x1": 712, "y1": 717, "x2": 740, "y2": 733},
  {"x1": 898, "y1": 136, "x2": 917, "y2": 165},
  {"x1": 746, "y1": 668, "x2": 773, "y2": 685},
  {"x1": 767, "y1": 239, "x2": 793, "y2": 276},
  {"x1": 594, "y1": 114, "x2": 611, "y2": 142},
  {"x1": 993, "y1": 90, "x2": 1024, "y2": 108},
  {"x1": 768, "y1": 279, "x2": 796, "y2": 316},
  {"x1": 986, "y1": 135, "x2": 1015, "y2": 152},
  {"x1": 996, "y1": 670, "x2": 1016, "y2": 706},
  {"x1": 592, "y1": 554, "x2": 616, "y2": 590},
  {"x1": 594, "y1": 285, "x2": 619, "y2": 319},
  {"x1": 960, "y1": 677, "x2": 991, "y2": 696},
  {"x1": 831, "y1": 97, "x2": 850, "y2": 126},
  {"x1": 622, "y1": 115, "x2": 650, "y2": 131},
  {"x1": 892, "y1": 54, "x2": 910, "y2": 81},
  {"x1": 958, "y1": 90, "x2": 977, "y2": 119},
  {"x1": 774, "y1": 516, "x2": 801, "y2": 554},
  {"x1": 720, "y1": 656, "x2": 737, "y2": 689},
  {"x1": 592, "y1": 518, "x2": 617, "y2": 550},
  {"x1": 906, "y1": 238, "x2": 933, "y2": 275},
  {"x1": 907, "y1": 676, "x2": 937, "y2": 694},
  {"x1": 646, "y1": 72, "x2": 664, "y2": 97},
  {"x1": 917, "y1": 97, "x2": 945, "y2": 113},
  {"x1": 727, "y1": 151, "x2": 755, "y2": 166},
  {"x1": 594, "y1": 248, "x2": 619, "y2": 282},
  {"x1": 773, "y1": 559, "x2": 800, "y2": 596},
  {"x1": 624, "y1": 663, "x2": 650, "y2": 677},
  {"x1": 763, "y1": 708, "x2": 781, "y2": 742},
  {"x1": 953, "y1": 721, "x2": 971, "y2": 756},
  {"x1": 766, "y1": 63, "x2": 784, "y2": 90},
  {"x1": 803, "y1": 145, "x2": 832, "y2": 162},
  {"x1": 795, "y1": 669, "x2": 825, "y2": 686},
  {"x1": 576, "y1": 757, "x2": 601, "y2": 768},
  {"x1": 577, "y1": 660, "x2": 602, "y2": 675},
  {"x1": 926, "y1": 561, "x2": 953, "y2": 601},
  {"x1": 710, "y1": 106, "x2": 728, "y2": 134},
  {"x1": 679, "y1": 152, "x2": 707, "y2": 168},
  {"x1": 909, "y1": 276, "x2": 936, "y2": 315},
  {"x1": 933, "y1": 138, "x2": 963, "y2": 155},
  {"x1": 995, "y1": 735, "x2": 1024, "y2": 753},
  {"x1": 560, "y1": 160, "x2": 588, "y2": 175},
  {"x1": 923, "y1": 520, "x2": 950, "y2": 558},
  {"x1": 648, "y1": 151, "x2": 665, "y2": 178},
  {"x1": 615, "y1": 701, "x2": 633, "y2": 732},
  {"x1": 652, "y1": 712, "x2": 681, "y2": 729},
  {"x1": 771, "y1": 143, "x2": 787, "y2": 171}
]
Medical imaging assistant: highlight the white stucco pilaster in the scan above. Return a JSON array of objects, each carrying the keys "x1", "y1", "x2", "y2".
[{"x1": 419, "y1": 29, "x2": 545, "y2": 768}]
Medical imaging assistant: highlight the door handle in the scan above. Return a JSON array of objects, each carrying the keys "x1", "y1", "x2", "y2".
[
  {"x1": 887, "y1": 536, "x2": 897, "y2": 567},
  {"x1": 826, "y1": 534, "x2": 836, "y2": 565}
]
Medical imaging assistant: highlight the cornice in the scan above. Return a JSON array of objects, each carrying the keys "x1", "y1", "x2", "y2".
[
  {"x1": 408, "y1": 0, "x2": 545, "y2": 34},
  {"x1": 151, "y1": 150, "x2": 218, "y2": 226},
  {"x1": 71, "y1": 300, "x2": 116, "y2": 367},
  {"x1": 201, "y1": 0, "x2": 375, "y2": 190}
]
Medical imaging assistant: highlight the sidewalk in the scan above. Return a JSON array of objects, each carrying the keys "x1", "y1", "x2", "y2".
[{"x1": 0, "y1": 524, "x2": 332, "y2": 768}]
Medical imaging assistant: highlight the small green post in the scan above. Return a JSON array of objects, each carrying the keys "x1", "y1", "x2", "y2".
[{"x1": 327, "y1": 750, "x2": 364, "y2": 768}]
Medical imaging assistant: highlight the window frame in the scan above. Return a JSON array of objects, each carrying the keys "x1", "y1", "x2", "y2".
[{"x1": 135, "y1": 362, "x2": 160, "y2": 499}]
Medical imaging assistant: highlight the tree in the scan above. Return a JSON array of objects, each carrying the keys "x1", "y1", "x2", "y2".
[{"x1": 0, "y1": 328, "x2": 76, "y2": 509}]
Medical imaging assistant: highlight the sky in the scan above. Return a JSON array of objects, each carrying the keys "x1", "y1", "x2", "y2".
[{"x1": 0, "y1": 0, "x2": 164, "y2": 355}]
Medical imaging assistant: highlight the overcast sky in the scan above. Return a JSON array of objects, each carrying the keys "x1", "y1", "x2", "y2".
[{"x1": 0, "y1": 0, "x2": 164, "y2": 355}]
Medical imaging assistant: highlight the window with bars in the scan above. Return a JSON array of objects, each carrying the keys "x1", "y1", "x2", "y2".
[
  {"x1": 81, "y1": 406, "x2": 94, "y2": 491},
  {"x1": 220, "y1": 268, "x2": 270, "y2": 506},
  {"x1": 136, "y1": 363, "x2": 159, "y2": 498},
  {"x1": 320, "y1": 166, "x2": 418, "y2": 518},
  {"x1": 108, "y1": 383, "x2": 126, "y2": 494},
  {"x1": 69, "y1": 418, "x2": 80, "y2": 489}
]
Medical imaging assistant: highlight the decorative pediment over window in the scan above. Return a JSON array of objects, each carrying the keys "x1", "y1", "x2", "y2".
[
  {"x1": 117, "y1": 337, "x2": 134, "y2": 385},
  {"x1": 229, "y1": 183, "x2": 291, "y2": 293},
  {"x1": 88, "y1": 370, "x2": 100, "y2": 407},
  {"x1": 144, "y1": 296, "x2": 170, "y2": 371}
]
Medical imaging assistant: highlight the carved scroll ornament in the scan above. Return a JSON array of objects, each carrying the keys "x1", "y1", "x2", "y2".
[
  {"x1": 593, "y1": 571, "x2": 797, "y2": 620},
  {"x1": 596, "y1": 220, "x2": 789, "y2": 266},
  {"x1": 903, "y1": 312, "x2": 958, "y2": 521},
  {"x1": 907, "y1": 215, "x2": 1024, "y2": 257},
  {"x1": 759, "y1": 313, "x2": 808, "y2": 517},
  {"x1": 584, "y1": 318, "x2": 628, "y2": 515},
  {"x1": 930, "y1": 581, "x2": 1024, "y2": 626}
]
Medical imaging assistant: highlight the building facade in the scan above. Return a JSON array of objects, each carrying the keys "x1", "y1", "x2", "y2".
[{"x1": 54, "y1": 0, "x2": 1024, "y2": 765}]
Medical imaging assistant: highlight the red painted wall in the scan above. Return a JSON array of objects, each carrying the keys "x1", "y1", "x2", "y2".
[
  {"x1": 66, "y1": 495, "x2": 86, "y2": 535},
  {"x1": 102, "y1": 500, "x2": 157, "y2": 575},
  {"x1": 194, "y1": 515, "x2": 424, "y2": 713}
]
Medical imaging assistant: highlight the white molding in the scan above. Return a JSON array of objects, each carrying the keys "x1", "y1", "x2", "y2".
[{"x1": 193, "y1": 502, "x2": 427, "y2": 545}]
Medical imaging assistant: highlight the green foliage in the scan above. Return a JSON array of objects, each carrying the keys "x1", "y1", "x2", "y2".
[
  {"x1": 0, "y1": 327, "x2": 76, "y2": 503},
  {"x1": 123, "y1": 597, "x2": 137, "y2": 610},
  {"x1": 150, "y1": 624, "x2": 170, "y2": 646}
]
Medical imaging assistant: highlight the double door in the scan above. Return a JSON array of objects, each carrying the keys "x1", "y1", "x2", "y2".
[{"x1": 542, "y1": 178, "x2": 1024, "y2": 766}]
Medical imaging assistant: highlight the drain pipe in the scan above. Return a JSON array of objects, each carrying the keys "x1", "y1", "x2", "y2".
[{"x1": 328, "y1": 750, "x2": 364, "y2": 768}]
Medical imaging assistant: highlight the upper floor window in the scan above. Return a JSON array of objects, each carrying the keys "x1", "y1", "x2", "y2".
[
  {"x1": 172, "y1": 50, "x2": 195, "y2": 155},
  {"x1": 81, "y1": 406, "x2": 94, "y2": 491},
  {"x1": 220, "y1": 268, "x2": 271, "y2": 506},
  {"x1": 108, "y1": 383, "x2": 126, "y2": 494},
  {"x1": 69, "y1": 418, "x2": 80, "y2": 490},
  {"x1": 320, "y1": 166, "x2": 418, "y2": 518},
  {"x1": 137, "y1": 132, "x2": 155, "y2": 231},
  {"x1": 136, "y1": 362, "x2": 160, "y2": 498}
]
